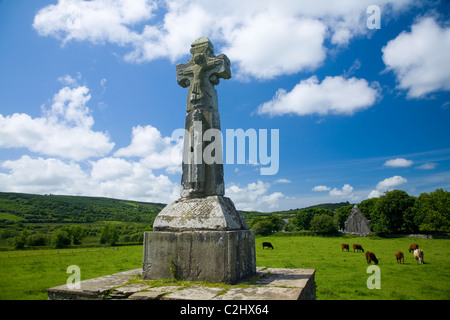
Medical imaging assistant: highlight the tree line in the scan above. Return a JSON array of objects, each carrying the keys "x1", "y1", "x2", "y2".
[
  {"x1": 9, "y1": 223, "x2": 152, "y2": 250},
  {"x1": 249, "y1": 189, "x2": 449, "y2": 236}
]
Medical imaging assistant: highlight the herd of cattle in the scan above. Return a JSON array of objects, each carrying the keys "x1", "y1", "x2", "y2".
[
  {"x1": 262, "y1": 241, "x2": 425, "y2": 265},
  {"x1": 340, "y1": 243, "x2": 424, "y2": 265}
]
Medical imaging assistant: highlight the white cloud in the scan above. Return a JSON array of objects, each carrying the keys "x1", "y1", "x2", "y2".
[
  {"x1": 416, "y1": 162, "x2": 438, "y2": 170},
  {"x1": 0, "y1": 155, "x2": 88, "y2": 195},
  {"x1": 376, "y1": 175, "x2": 408, "y2": 191},
  {"x1": 274, "y1": 178, "x2": 291, "y2": 184},
  {"x1": 223, "y1": 14, "x2": 326, "y2": 79},
  {"x1": 257, "y1": 76, "x2": 380, "y2": 117},
  {"x1": 33, "y1": 0, "x2": 156, "y2": 46},
  {"x1": 0, "y1": 85, "x2": 114, "y2": 161},
  {"x1": 329, "y1": 184, "x2": 354, "y2": 198},
  {"x1": 114, "y1": 125, "x2": 183, "y2": 174},
  {"x1": 33, "y1": 0, "x2": 415, "y2": 79},
  {"x1": 89, "y1": 157, "x2": 179, "y2": 203},
  {"x1": 0, "y1": 155, "x2": 179, "y2": 204},
  {"x1": 312, "y1": 185, "x2": 331, "y2": 192},
  {"x1": 225, "y1": 180, "x2": 284, "y2": 212},
  {"x1": 0, "y1": 76, "x2": 184, "y2": 204},
  {"x1": 384, "y1": 158, "x2": 413, "y2": 168},
  {"x1": 367, "y1": 189, "x2": 382, "y2": 199},
  {"x1": 382, "y1": 16, "x2": 450, "y2": 98},
  {"x1": 368, "y1": 175, "x2": 408, "y2": 198}
]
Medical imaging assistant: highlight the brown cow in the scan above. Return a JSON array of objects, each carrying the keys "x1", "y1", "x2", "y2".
[
  {"x1": 341, "y1": 243, "x2": 349, "y2": 252},
  {"x1": 353, "y1": 244, "x2": 364, "y2": 253},
  {"x1": 409, "y1": 244, "x2": 419, "y2": 253},
  {"x1": 414, "y1": 249, "x2": 424, "y2": 264},
  {"x1": 365, "y1": 251, "x2": 379, "y2": 265},
  {"x1": 395, "y1": 251, "x2": 404, "y2": 264}
]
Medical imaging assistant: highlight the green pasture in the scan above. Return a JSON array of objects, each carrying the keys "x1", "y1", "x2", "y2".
[
  {"x1": 0, "y1": 235, "x2": 449, "y2": 300},
  {"x1": 0, "y1": 246, "x2": 142, "y2": 300},
  {"x1": 256, "y1": 235, "x2": 450, "y2": 300}
]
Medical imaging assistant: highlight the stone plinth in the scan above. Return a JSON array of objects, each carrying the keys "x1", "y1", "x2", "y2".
[
  {"x1": 143, "y1": 230, "x2": 256, "y2": 284},
  {"x1": 47, "y1": 267, "x2": 316, "y2": 300},
  {"x1": 153, "y1": 196, "x2": 248, "y2": 231}
]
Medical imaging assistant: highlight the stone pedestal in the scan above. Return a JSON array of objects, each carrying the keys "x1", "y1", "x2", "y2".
[
  {"x1": 152, "y1": 195, "x2": 248, "y2": 231},
  {"x1": 142, "y1": 230, "x2": 256, "y2": 284}
]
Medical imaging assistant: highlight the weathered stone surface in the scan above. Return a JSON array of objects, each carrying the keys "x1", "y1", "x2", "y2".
[
  {"x1": 152, "y1": 195, "x2": 248, "y2": 231},
  {"x1": 46, "y1": 269, "x2": 142, "y2": 300},
  {"x1": 344, "y1": 205, "x2": 371, "y2": 236},
  {"x1": 142, "y1": 230, "x2": 256, "y2": 284},
  {"x1": 47, "y1": 267, "x2": 316, "y2": 300},
  {"x1": 177, "y1": 36, "x2": 231, "y2": 199},
  {"x1": 162, "y1": 285, "x2": 224, "y2": 300}
]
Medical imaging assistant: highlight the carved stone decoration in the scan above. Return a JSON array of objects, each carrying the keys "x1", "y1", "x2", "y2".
[{"x1": 176, "y1": 37, "x2": 231, "y2": 198}]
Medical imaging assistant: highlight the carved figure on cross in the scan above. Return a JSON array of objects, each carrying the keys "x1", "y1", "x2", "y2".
[{"x1": 176, "y1": 37, "x2": 231, "y2": 198}]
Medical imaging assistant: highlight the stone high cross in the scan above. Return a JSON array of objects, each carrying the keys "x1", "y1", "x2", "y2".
[
  {"x1": 144, "y1": 37, "x2": 255, "y2": 284},
  {"x1": 176, "y1": 37, "x2": 231, "y2": 198}
]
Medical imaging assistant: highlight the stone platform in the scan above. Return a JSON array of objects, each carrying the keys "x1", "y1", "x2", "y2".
[{"x1": 47, "y1": 267, "x2": 316, "y2": 300}]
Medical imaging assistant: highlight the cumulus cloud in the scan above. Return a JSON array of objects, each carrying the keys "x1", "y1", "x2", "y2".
[
  {"x1": 0, "y1": 75, "x2": 183, "y2": 204},
  {"x1": 225, "y1": 180, "x2": 284, "y2": 212},
  {"x1": 329, "y1": 184, "x2": 354, "y2": 198},
  {"x1": 0, "y1": 156, "x2": 88, "y2": 195},
  {"x1": 114, "y1": 125, "x2": 183, "y2": 174},
  {"x1": 89, "y1": 157, "x2": 179, "y2": 203},
  {"x1": 368, "y1": 175, "x2": 408, "y2": 198},
  {"x1": 257, "y1": 76, "x2": 380, "y2": 117},
  {"x1": 223, "y1": 14, "x2": 326, "y2": 79},
  {"x1": 382, "y1": 16, "x2": 450, "y2": 98},
  {"x1": 0, "y1": 85, "x2": 114, "y2": 161},
  {"x1": 384, "y1": 158, "x2": 413, "y2": 168},
  {"x1": 376, "y1": 175, "x2": 408, "y2": 190},
  {"x1": 33, "y1": 0, "x2": 415, "y2": 79},
  {"x1": 0, "y1": 155, "x2": 179, "y2": 204}
]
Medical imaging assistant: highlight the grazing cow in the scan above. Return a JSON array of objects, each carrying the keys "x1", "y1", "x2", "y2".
[
  {"x1": 353, "y1": 244, "x2": 364, "y2": 253},
  {"x1": 341, "y1": 244, "x2": 349, "y2": 252},
  {"x1": 365, "y1": 251, "x2": 379, "y2": 265},
  {"x1": 414, "y1": 249, "x2": 424, "y2": 264},
  {"x1": 262, "y1": 242, "x2": 274, "y2": 250},
  {"x1": 409, "y1": 244, "x2": 419, "y2": 253},
  {"x1": 395, "y1": 251, "x2": 404, "y2": 264}
]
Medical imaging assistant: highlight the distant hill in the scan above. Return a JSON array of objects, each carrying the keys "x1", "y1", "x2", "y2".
[
  {"x1": 270, "y1": 201, "x2": 352, "y2": 216},
  {"x1": 0, "y1": 192, "x2": 165, "y2": 224}
]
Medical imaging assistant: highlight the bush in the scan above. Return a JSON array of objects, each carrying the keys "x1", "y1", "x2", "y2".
[
  {"x1": 99, "y1": 225, "x2": 119, "y2": 246},
  {"x1": 51, "y1": 230, "x2": 71, "y2": 249},
  {"x1": 310, "y1": 214, "x2": 338, "y2": 233},
  {"x1": 27, "y1": 234, "x2": 48, "y2": 247},
  {"x1": 12, "y1": 235, "x2": 26, "y2": 250},
  {"x1": 252, "y1": 220, "x2": 274, "y2": 236}
]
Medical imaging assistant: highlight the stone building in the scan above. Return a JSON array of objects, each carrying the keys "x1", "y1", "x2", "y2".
[{"x1": 344, "y1": 205, "x2": 371, "y2": 236}]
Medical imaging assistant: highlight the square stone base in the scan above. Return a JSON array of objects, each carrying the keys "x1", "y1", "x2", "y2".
[{"x1": 142, "y1": 230, "x2": 256, "y2": 284}]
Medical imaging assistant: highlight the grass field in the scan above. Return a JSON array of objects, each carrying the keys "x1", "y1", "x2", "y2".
[
  {"x1": 0, "y1": 246, "x2": 142, "y2": 300},
  {"x1": 0, "y1": 235, "x2": 449, "y2": 300},
  {"x1": 255, "y1": 235, "x2": 450, "y2": 300}
]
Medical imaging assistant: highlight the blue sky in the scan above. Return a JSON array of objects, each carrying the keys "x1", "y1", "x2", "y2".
[{"x1": 1, "y1": 0, "x2": 449, "y2": 211}]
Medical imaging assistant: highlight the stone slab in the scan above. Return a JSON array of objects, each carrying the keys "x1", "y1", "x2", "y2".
[
  {"x1": 142, "y1": 230, "x2": 256, "y2": 284},
  {"x1": 47, "y1": 267, "x2": 316, "y2": 300},
  {"x1": 47, "y1": 268, "x2": 142, "y2": 300}
]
